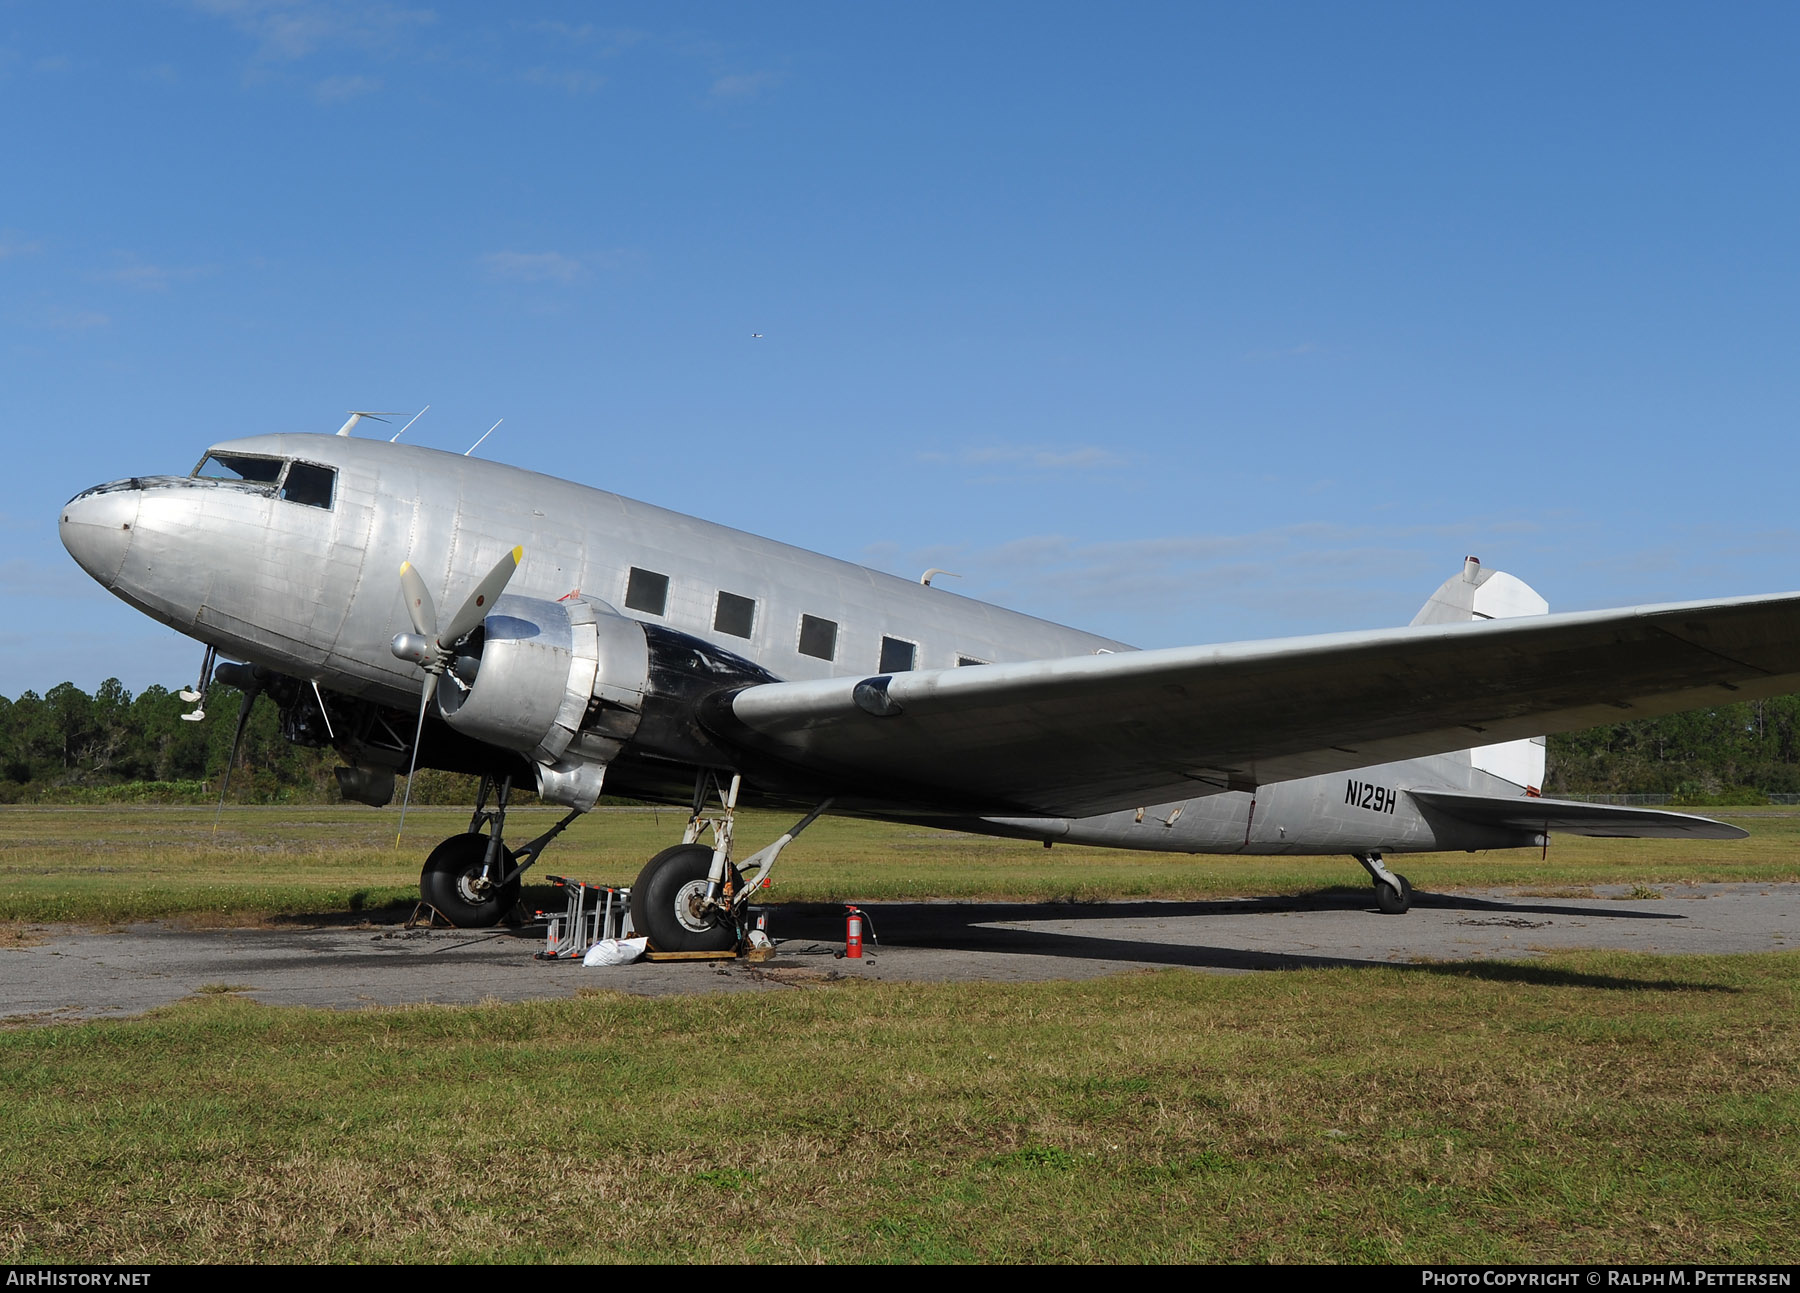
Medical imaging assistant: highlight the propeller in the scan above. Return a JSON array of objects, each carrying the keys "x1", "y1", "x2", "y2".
[
  {"x1": 210, "y1": 662, "x2": 266, "y2": 832},
  {"x1": 390, "y1": 546, "x2": 524, "y2": 842}
]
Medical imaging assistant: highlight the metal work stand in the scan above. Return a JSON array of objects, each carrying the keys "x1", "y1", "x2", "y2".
[{"x1": 534, "y1": 875, "x2": 635, "y2": 961}]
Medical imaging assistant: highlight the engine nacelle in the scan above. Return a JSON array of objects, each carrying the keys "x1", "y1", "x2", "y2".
[
  {"x1": 432, "y1": 593, "x2": 785, "y2": 811},
  {"x1": 435, "y1": 594, "x2": 650, "y2": 806}
]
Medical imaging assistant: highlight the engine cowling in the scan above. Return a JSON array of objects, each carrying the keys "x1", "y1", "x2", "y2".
[
  {"x1": 435, "y1": 594, "x2": 650, "y2": 807},
  {"x1": 430, "y1": 594, "x2": 784, "y2": 810}
]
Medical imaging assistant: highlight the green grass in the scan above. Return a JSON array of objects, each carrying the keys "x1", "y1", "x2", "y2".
[
  {"x1": 2, "y1": 951, "x2": 1795, "y2": 1262},
  {"x1": 4, "y1": 803, "x2": 1800, "y2": 925},
  {"x1": 5, "y1": 805, "x2": 1796, "y2": 1262}
]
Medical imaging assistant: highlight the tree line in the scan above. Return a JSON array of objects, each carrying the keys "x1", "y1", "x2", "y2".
[
  {"x1": 7, "y1": 680, "x2": 1800, "y2": 805},
  {"x1": 0, "y1": 680, "x2": 464, "y2": 804}
]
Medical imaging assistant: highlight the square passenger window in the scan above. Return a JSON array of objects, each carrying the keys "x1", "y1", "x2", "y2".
[
  {"x1": 714, "y1": 590, "x2": 756, "y2": 638},
  {"x1": 957, "y1": 655, "x2": 990, "y2": 667},
  {"x1": 879, "y1": 636, "x2": 917, "y2": 673},
  {"x1": 624, "y1": 567, "x2": 669, "y2": 616},
  {"x1": 280, "y1": 462, "x2": 336, "y2": 509},
  {"x1": 798, "y1": 614, "x2": 838, "y2": 661}
]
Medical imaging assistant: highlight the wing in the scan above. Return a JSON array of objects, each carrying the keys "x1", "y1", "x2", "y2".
[
  {"x1": 710, "y1": 591, "x2": 1800, "y2": 818},
  {"x1": 1407, "y1": 789, "x2": 1747, "y2": 840}
]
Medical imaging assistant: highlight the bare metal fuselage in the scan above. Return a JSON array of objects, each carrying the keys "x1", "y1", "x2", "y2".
[{"x1": 60, "y1": 432, "x2": 1545, "y2": 856}]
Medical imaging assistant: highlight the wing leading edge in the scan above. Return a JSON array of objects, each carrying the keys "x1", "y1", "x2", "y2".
[{"x1": 712, "y1": 591, "x2": 1800, "y2": 818}]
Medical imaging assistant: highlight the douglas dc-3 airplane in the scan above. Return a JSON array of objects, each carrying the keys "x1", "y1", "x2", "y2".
[{"x1": 57, "y1": 418, "x2": 1800, "y2": 949}]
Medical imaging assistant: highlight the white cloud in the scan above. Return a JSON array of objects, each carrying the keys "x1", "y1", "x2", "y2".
[
  {"x1": 479, "y1": 250, "x2": 586, "y2": 285},
  {"x1": 189, "y1": 0, "x2": 435, "y2": 62},
  {"x1": 45, "y1": 307, "x2": 110, "y2": 331},
  {"x1": 525, "y1": 21, "x2": 648, "y2": 51},
  {"x1": 0, "y1": 231, "x2": 44, "y2": 260},
  {"x1": 523, "y1": 67, "x2": 603, "y2": 95},
  {"x1": 313, "y1": 72, "x2": 380, "y2": 101},
  {"x1": 93, "y1": 259, "x2": 213, "y2": 291},
  {"x1": 1242, "y1": 342, "x2": 1322, "y2": 362},
  {"x1": 876, "y1": 519, "x2": 1550, "y2": 645},
  {"x1": 919, "y1": 444, "x2": 1131, "y2": 472},
  {"x1": 710, "y1": 70, "x2": 779, "y2": 100}
]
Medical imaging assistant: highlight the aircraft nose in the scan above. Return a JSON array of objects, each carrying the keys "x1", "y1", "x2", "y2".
[{"x1": 59, "y1": 482, "x2": 142, "y2": 589}]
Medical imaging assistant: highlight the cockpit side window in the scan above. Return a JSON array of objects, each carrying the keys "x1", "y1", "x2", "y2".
[
  {"x1": 280, "y1": 461, "x2": 337, "y2": 509},
  {"x1": 194, "y1": 453, "x2": 283, "y2": 485}
]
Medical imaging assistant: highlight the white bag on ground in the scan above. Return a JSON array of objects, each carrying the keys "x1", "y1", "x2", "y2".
[{"x1": 582, "y1": 937, "x2": 648, "y2": 967}]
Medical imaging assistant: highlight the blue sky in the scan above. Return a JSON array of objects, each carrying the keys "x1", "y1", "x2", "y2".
[{"x1": 4, "y1": 2, "x2": 1799, "y2": 697}]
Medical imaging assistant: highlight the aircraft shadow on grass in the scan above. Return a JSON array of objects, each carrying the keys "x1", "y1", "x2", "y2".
[{"x1": 760, "y1": 893, "x2": 1729, "y2": 994}]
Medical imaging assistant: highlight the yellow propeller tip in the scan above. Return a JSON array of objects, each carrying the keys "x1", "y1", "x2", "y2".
[{"x1": 511, "y1": 546, "x2": 523, "y2": 563}]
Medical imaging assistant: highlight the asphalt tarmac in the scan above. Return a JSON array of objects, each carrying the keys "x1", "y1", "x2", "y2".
[{"x1": 5, "y1": 882, "x2": 1795, "y2": 1025}]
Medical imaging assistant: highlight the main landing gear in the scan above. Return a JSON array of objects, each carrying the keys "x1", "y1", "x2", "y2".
[
  {"x1": 630, "y1": 772, "x2": 832, "y2": 953},
  {"x1": 416, "y1": 774, "x2": 584, "y2": 927},
  {"x1": 1354, "y1": 851, "x2": 1413, "y2": 914}
]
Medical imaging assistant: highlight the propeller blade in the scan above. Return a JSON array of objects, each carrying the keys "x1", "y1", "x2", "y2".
[
  {"x1": 441, "y1": 546, "x2": 523, "y2": 648},
  {"x1": 394, "y1": 673, "x2": 437, "y2": 846},
  {"x1": 399, "y1": 561, "x2": 437, "y2": 639},
  {"x1": 392, "y1": 547, "x2": 522, "y2": 845}
]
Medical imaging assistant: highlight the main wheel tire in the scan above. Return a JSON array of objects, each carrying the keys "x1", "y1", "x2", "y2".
[
  {"x1": 1374, "y1": 873, "x2": 1413, "y2": 915},
  {"x1": 420, "y1": 833, "x2": 520, "y2": 928},
  {"x1": 630, "y1": 843, "x2": 737, "y2": 953}
]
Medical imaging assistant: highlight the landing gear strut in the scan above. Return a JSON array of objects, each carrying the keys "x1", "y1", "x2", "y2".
[
  {"x1": 630, "y1": 771, "x2": 832, "y2": 952},
  {"x1": 1355, "y1": 851, "x2": 1412, "y2": 914},
  {"x1": 416, "y1": 773, "x2": 585, "y2": 927}
]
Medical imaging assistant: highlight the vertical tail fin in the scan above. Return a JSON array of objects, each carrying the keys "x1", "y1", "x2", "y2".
[{"x1": 1413, "y1": 557, "x2": 1549, "y2": 793}]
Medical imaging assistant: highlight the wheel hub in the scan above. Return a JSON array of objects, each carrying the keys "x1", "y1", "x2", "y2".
[
  {"x1": 673, "y1": 878, "x2": 716, "y2": 933},
  {"x1": 455, "y1": 868, "x2": 494, "y2": 903}
]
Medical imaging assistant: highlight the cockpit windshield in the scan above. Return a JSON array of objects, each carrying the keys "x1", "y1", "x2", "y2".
[
  {"x1": 191, "y1": 453, "x2": 337, "y2": 509},
  {"x1": 195, "y1": 453, "x2": 283, "y2": 484}
]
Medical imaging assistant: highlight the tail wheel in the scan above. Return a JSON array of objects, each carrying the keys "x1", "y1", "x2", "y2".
[
  {"x1": 630, "y1": 843, "x2": 739, "y2": 953},
  {"x1": 1375, "y1": 874, "x2": 1413, "y2": 915},
  {"x1": 420, "y1": 833, "x2": 520, "y2": 928}
]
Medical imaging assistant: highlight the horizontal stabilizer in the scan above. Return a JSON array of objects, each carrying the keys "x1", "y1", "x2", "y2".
[{"x1": 1407, "y1": 789, "x2": 1747, "y2": 840}]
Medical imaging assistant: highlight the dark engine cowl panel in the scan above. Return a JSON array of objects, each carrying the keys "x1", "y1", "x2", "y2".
[{"x1": 631, "y1": 623, "x2": 782, "y2": 768}]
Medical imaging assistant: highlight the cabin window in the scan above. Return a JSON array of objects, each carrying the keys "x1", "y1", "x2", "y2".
[
  {"x1": 798, "y1": 614, "x2": 838, "y2": 661},
  {"x1": 194, "y1": 453, "x2": 283, "y2": 485},
  {"x1": 624, "y1": 567, "x2": 669, "y2": 616},
  {"x1": 957, "y1": 655, "x2": 990, "y2": 667},
  {"x1": 280, "y1": 461, "x2": 336, "y2": 509},
  {"x1": 713, "y1": 590, "x2": 756, "y2": 639},
  {"x1": 879, "y1": 636, "x2": 917, "y2": 673}
]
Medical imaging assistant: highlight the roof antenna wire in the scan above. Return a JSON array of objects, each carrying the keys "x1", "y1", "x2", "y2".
[
  {"x1": 391, "y1": 405, "x2": 430, "y2": 442},
  {"x1": 465, "y1": 419, "x2": 503, "y2": 456}
]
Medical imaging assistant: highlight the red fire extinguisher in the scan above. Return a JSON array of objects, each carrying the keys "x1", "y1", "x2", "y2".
[{"x1": 845, "y1": 905, "x2": 865, "y2": 959}]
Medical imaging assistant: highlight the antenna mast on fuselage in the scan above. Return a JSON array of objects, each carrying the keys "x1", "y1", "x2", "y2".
[{"x1": 335, "y1": 410, "x2": 398, "y2": 437}]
